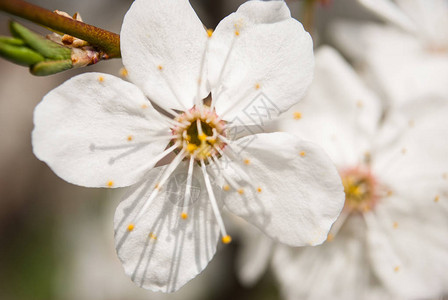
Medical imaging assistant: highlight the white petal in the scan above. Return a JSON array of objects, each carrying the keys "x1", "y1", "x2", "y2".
[
  {"x1": 358, "y1": 0, "x2": 417, "y2": 33},
  {"x1": 208, "y1": 0, "x2": 314, "y2": 125},
  {"x1": 365, "y1": 209, "x2": 448, "y2": 299},
  {"x1": 330, "y1": 20, "x2": 420, "y2": 66},
  {"x1": 236, "y1": 224, "x2": 274, "y2": 287},
  {"x1": 272, "y1": 216, "x2": 392, "y2": 300},
  {"x1": 331, "y1": 21, "x2": 448, "y2": 105},
  {"x1": 394, "y1": 0, "x2": 448, "y2": 45},
  {"x1": 114, "y1": 162, "x2": 220, "y2": 292},
  {"x1": 366, "y1": 48, "x2": 448, "y2": 105},
  {"x1": 32, "y1": 73, "x2": 170, "y2": 188},
  {"x1": 121, "y1": 0, "x2": 209, "y2": 111},
  {"x1": 220, "y1": 132, "x2": 345, "y2": 247},
  {"x1": 277, "y1": 46, "x2": 382, "y2": 167},
  {"x1": 373, "y1": 98, "x2": 448, "y2": 192}
]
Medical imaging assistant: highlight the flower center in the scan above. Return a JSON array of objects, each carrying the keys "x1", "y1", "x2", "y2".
[
  {"x1": 172, "y1": 106, "x2": 226, "y2": 160},
  {"x1": 341, "y1": 167, "x2": 377, "y2": 213}
]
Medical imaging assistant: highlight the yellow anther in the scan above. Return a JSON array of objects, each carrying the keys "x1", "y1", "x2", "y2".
[
  {"x1": 127, "y1": 135, "x2": 133, "y2": 142},
  {"x1": 186, "y1": 143, "x2": 198, "y2": 153},
  {"x1": 293, "y1": 112, "x2": 302, "y2": 120},
  {"x1": 158, "y1": 65, "x2": 163, "y2": 71},
  {"x1": 141, "y1": 104, "x2": 148, "y2": 109},
  {"x1": 222, "y1": 235, "x2": 232, "y2": 244},
  {"x1": 364, "y1": 151, "x2": 372, "y2": 164},
  {"x1": 119, "y1": 67, "x2": 128, "y2": 77},
  {"x1": 207, "y1": 29, "x2": 214, "y2": 37},
  {"x1": 255, "y1": 83, "x2": 261, "y2": 90},
  {"x1": 362, "y1": 205, "x2": 371, "y2": 212},
  {"x1": 238, "y1": 189, "x2": 244, "y2": 195},
  {"x1": 394, "y1": 266, "x2": 400, "y2": 272},
  {"x1": 300, "y1": 151, "x2": 306, "y2": 157},
  {"x1": 107, "y1": 181, "x2": 114, "y2": 188},
  {"x1": 327, "y1": 233, "x2": 334, "y2": 242},
  {"x1": 223, "y1": 185, "x2": 230, "y2": 191},
  {"x1": 127, "y1": 224, "x2": 135, "y2": 232},
  {"x1": 98, "y1": 76, "x2": 105, "y2": 82},
  {"x1": 149, "y1": 232, "x2": 157, "y2": 240},
  {"x1": 357, "y1": 100, "x2": 363, "y2": 108},
  {"x1": 155, "y1": 183, "x2": 160, "y2": 190},
  {"x1": 257, "y1": 187, "x2": 262, "y2": 193},
  {"x1": 235, "y1": 30, "x2": 240, "y2": 36},
  {"x1": 434, "y1": 195, "x2": 440, "y2": 203},
  {"x1": 181, "y1": 212, "x2": 188, "y2": 220},
  {"x1": 393, "y1": 222, "x2": 398, "y2": 229},
  {"x1": 387, "y1": 190, "x2": 393, "y2": 197},
  {"x1": 198, "y1": 133, "x2": 207, "y2": 142},
  {"x1": 244, "y1": 159, "x2": 250, "y2": 165}
]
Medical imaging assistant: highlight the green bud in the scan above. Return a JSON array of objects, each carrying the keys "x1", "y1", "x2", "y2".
[
  {"x1": 0, "y1": 39, "x2": 45, "y2": 66},
  {"x1": 9, "y1": 21, "x2": 71, "y2": 60},
  {"x1": 30, "y1": 59, "x2": 72, "y2": 76},
  {"x1": 0, "y1": 36, "x2": 26, "y2": 46}
]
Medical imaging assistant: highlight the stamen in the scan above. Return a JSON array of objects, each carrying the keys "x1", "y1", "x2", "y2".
[
  {"x1": 207, "y1": 29, "x2": 214, "y2": 38},
  {"x1": 133, "y1": 143, "x2": 180, "y2": 173},
  {"x1": 210, "y1": 155, "x2": 244, "y2": 192},
  {"x1": 119, "y1": 67, "x2": 128, "y2": 78},
  {"x1": 181, "y1": 156, "x2": 195, "y2": 219},
  {"x1": 219, "y1": 88, "x2": 254, "y2": 119},
  {"x1": 130, "y1": 149, "x2": 186, "y2": 225},
  {"x1": 195, "y1": 30, "x2": 213, "y2": 108},
  {"x1": 214, "y1": 146, "x2": 252, "y2": 184},
  {"x1": 211, "y1": 35, "x2": 239, "y2": 109},
  {"x1": 222, "y1": 235, "x2": 232, "y2": 244},
  {"x1": 157, "y1": 65, "x2": 187, "y2": 111},
  {"x1": 200, "y1": 160, "x2": 230, "y2": 243}
]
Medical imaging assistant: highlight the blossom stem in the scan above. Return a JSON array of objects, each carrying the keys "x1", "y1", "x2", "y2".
[{"x1": 0, "y1": 0, "x2": 121, "y2": 58}]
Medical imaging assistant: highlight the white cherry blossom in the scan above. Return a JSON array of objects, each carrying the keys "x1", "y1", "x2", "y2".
[
  {"x1": 266, "y1": 47, "x2": 448, "y2": 300},
  {"x1": 32, "y1": 0, "x2": 345, "y2": 293},
  {"x1": 331, "y1": 0, "x2": 448, "y2": 106}
]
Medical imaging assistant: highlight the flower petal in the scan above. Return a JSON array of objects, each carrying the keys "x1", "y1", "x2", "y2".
[
  {"x1": 121, "y1": 0, "x2": 209, "y2": 111},
  {"x1": 114, "y1": 162, "x2": 221, "y2": 292},
  {"x1": 331, "y1": 21, "x2": 448, "y2": 105},
  {"x1": 272, "y1": 216, "x2": 390, "y2": 300},
  {"x1": 278, "y1": 46, "x2": 382, "y2": 167},
  {"x1": 208, "y1": 0, "x2": 314, "y2": 125},
  {"x1": 368, "y1": 99, "x2": 448, "y2": 298},
  {"x1": 365, "y1": 209, "x2": 448, "y2": 299},
  {"x1": 32, "y1": 73, "x2": 170, "y2": 188},
  {"x1": 358, "y1": 0, "x2": 417, "y2": 33},
  {"x1": 373, "y1": 98, "x2": 448, "y2": 192},
  {"x1": 236, "y1": 225, "x2": 274, "y2": 287},
  {"x1": 220, "y1": 132, "x2": 345, "y2": 247}
]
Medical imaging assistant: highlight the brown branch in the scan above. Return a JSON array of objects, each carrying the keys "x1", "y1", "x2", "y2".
[{"x1": 0, "y1": 0, "x2": 121, "y2": 58}]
